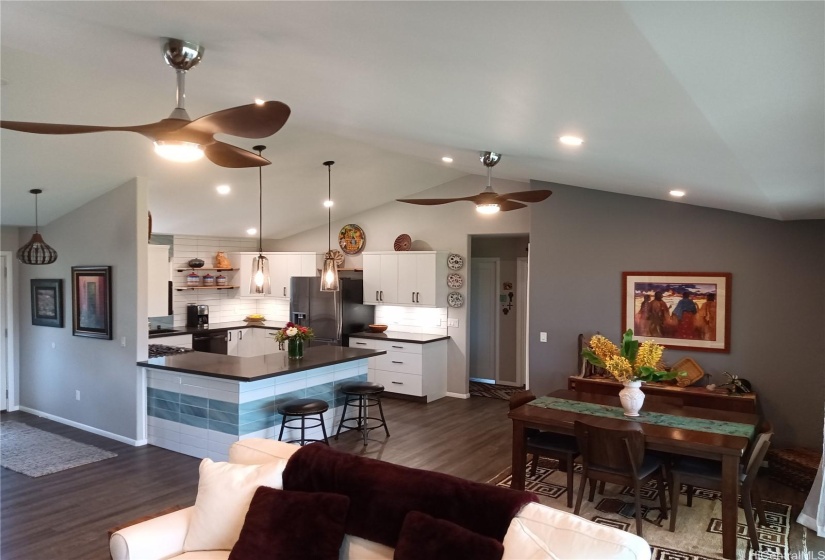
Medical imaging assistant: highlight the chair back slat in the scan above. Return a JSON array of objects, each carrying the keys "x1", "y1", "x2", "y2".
[
  {"x1": 574, "y1": 420, "x2": 645, "y2": 475},
  {"x1": 744, "y1": 430, "x2": 773, "y2": 479},
  {"x1": 509, "y1": 390, "x2": 536, "y2": 411}
]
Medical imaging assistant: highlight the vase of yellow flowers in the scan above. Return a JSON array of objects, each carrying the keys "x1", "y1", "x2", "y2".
[
  {"x1": 275, "y1": 322, "x2": 314, "y2": 359},
  {"x1": 581, "y1": 329, "x2": 684, "y2": 416}
]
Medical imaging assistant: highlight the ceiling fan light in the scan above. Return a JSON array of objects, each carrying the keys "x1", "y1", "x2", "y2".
[
  {"x1": 476, "y1": 203, "x2": 501, "y2": 215},
  {"x1": 153, "y1": 140, "x2": 204, "y2": 163}
]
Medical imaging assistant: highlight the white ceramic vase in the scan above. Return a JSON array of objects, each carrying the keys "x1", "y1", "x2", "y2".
[{"x1": 619, "y1": 380, "x2": 645, "y2": 417}]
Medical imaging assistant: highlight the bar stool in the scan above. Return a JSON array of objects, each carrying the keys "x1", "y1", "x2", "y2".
[
  {"x1": 277, "y1": 398, "x2": 330, "y2": 446},
  {"x1": 334, "y1": 381, "x2": 390, "y2": 446}
]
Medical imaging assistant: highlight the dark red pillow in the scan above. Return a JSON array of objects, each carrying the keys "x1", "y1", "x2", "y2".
[
  {"x1": 393, "y1": 511, "x2": 504, "y2": 560},
  {"x1": 229, "y1": 487, "x2": 349, "y2": 560}
]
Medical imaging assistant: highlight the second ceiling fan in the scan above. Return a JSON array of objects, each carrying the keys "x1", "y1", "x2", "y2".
[
  {"x1": 397, "y1": 152, "x2": 552, "y2": 213},
  {"x1": 0, "y1": 38, "x2": 290, "y2": 168}
]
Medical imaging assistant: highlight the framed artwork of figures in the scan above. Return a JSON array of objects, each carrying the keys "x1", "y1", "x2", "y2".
[
  {"x1": 72, "y1": 266, "x2": 112, "y2": 339},
  {"x1": 622, "y1": 272, "x2": 731, "y2": 352}
]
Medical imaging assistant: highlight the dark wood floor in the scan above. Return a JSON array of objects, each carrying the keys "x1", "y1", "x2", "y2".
[{"x1": 2, "y1": 395, "x2": 822, "y2": 559}]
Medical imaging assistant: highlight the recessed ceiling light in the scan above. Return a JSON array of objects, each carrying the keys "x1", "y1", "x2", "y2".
[
  {"x1": 441, "y1": 156, "x2": 454, "y2": 163},
  {"x1": 669, "y1": 190, "x2": 686, "y2": 198},
  {"x1": 216, "y1": 185, "x2": 231, "y2": 195},
  {"x1": 323, "y1": 200, "x2": 334, "y2": 208},
  {"x1": 559, "y1": 136, "x2": 584, "y2": 146},
  {"x1": 254, "y1": 98, "x2": 265, "y2": 106},
  {"x1": 246, "y1": 228, "x2": 257, "y2": 235}
]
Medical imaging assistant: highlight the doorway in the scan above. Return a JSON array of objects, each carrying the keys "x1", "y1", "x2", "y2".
[
  {"x1": 0, "y1": 252, "x2": 12, "y2": 411},
  {"x1": 468, "y1": 235, "x2": 529, "y2": 392}
]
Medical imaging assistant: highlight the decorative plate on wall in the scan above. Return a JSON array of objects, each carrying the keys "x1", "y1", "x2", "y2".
[
  {"x1": 393, "y1": 234, "x2": 412, "y2": 251},
  {"x1": 447, "y1": 254, "x2": 464, "y2": 270},
  {"x1": 324, "y1": 249, "x2": 345, "y2": 267},
  {"x1": 447, "y1": 273, "x2": 463, "y2": 289},
  {"x1": 338, "y1": 224, "x2": 366, "y2": 255},
  {"x1": 448, "y1": 292, "x2": 464, "y2": 308}
]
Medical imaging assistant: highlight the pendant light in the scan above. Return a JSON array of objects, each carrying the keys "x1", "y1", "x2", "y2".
[
  {"x1": 17, "y1": 189, "x2": 58, "y2": 265},
  {"x1": 249, "y1": 145, "x2": 271, "y2": 295},
  {"x1": 320, "y1": 161, "x2": 340, "y2": 292}
]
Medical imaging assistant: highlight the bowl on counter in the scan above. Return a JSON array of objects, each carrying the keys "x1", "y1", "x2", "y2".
[{"x1": 368, "y1": 324, "x2": 389, "y2": 333}]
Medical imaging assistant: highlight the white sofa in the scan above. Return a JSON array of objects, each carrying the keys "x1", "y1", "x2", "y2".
[{"x1": 110, "y1": 439, "x2": 651, "y2": 560}]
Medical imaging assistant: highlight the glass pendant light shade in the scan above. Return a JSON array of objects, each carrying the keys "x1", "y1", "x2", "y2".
[
  {"x1": 250, "y1": 254, "x2": 271, "y2": 294},
  {"x1": 320, "y1": 160, "x2": 340, "y2": 292},
  {"x1": 17, "y1": 189, "x2": 58, "y2": 265}
]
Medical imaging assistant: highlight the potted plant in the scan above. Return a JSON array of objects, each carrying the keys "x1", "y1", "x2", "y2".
[{"x1": 274, "y1": 322, "x2": 314, "y2": 359}]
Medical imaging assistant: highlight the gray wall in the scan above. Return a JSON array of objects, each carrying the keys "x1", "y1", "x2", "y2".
[
  {"x1": 1, "y1": 227, "x2": 20, "y2": 252},
  {"x1": 16, "y1": 179, "x2": 148, "y2": 441},
  {"x1": 528, "y1": 180, "x2": 825, "y2": 448}
]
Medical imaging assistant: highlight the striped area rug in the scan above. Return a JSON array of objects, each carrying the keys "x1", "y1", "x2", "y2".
[{"x1": 469, "y1": 381, "x2": 523, "y2": 400}]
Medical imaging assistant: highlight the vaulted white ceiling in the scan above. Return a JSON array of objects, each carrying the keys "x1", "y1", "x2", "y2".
[{"x1": 1, "y1": 1, "x2": 822, "y2": 239}]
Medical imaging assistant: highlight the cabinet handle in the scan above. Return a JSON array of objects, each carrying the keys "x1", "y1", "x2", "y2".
[
  {"x1": 228, "y1": 332, "x2": 232, "y2": 341},
  {"x1": 380, "y1": 290, "x2": 383, "y2": 301},
  {"x1": 375, "y1": 291, "x2": 379, "y2": 301},
  {"x1": 391, "y1": 381, "x2": 403, "y2": 385},
  {"x1": 391, "y1": 345, "x2": 404, "y2": 349},
  {"x1": 392, "y1": 360, "x2": 404, "y2": 364},
  {"x1": 356, "y1": 342, "x2": 367, "y2": 345},
  {"x1": 239, "y1": 331, "x2": 243, "y2": 340},
  {"x1": 415, "y1": 292, "x2": 420, "y2": 303},
  {"x1": 411, "y1": 291, "x2": 415, "y2": 302},
  {"x1": 283, "y1": 287, "x2": 287, "y2": 297}
]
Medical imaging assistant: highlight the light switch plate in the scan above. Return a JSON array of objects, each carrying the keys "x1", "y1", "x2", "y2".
[
  {"x1": 540, "y1": 332, "x2": 548, "y2": 342},
  {"x1": 447, "y1": 318, "x2": 459, "y2": 328}
]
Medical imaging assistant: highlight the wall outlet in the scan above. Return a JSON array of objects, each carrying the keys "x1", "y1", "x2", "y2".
[
  {"x1": 75, "y1": 390, "x2": 80, "y2": 401},
  {"x1": 540, "y1": 332, "x2": 548, "y2": 342},
  {"x1": 447, "y1": 318, "x2": 459, "y2": 328},
  {"x1": 120, "y1": 336, "x2": 127, "y2": 348}
]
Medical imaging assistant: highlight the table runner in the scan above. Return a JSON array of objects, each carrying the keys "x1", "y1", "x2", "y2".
[{"x1": 528, "y1": 396, "x2": 755, "y2": 439}]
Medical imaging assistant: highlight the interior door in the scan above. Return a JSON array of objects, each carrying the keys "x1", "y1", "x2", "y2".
[{"x1": 469, "y1": 258, "x2": 499, "y2": 382}]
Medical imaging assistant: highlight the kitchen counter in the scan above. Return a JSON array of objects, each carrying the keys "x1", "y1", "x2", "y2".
[
  {"x1": 349, "y1": 331, "x2": 450, "y2": 344},
  {"x1": 148, "y1": 321, "x2": 281, "y2": 339},
  {"x1": 138, "y1": 345, "x2": 385, "y2": 382},
  {"x1": 141, "y1": 345, "x2": 386, "y2": 460}
]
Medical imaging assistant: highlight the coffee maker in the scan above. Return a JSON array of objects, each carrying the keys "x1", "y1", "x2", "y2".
[{"x1": 186, "y1": 304, "x2": 209, "y2": 329}]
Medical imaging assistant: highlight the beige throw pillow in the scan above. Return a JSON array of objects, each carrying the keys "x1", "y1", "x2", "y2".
[{"x1": 183, "y1": 458, "x2": 287, "y2": 552}]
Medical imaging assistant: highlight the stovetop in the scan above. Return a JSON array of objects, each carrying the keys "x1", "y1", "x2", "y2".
[{"x1": 148, "y1": 344, "x2": 195, "y2": 359}]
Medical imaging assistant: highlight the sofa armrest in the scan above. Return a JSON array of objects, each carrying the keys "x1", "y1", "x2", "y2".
[{"x1": 109, "y1": 506, "x2": 193, "y2": 560}]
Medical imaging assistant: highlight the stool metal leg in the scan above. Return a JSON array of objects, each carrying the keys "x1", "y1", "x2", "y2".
[
  {"x1": 278, "y1": 414, "x2": 287, "y2": 441},
  {"x1": 300, "y1": 415, "x2": 306, "y2": 445},
  {"x1": 376, "y1": 395, "x2": 390, "y2": 437},
  {"x1": 359, "y1": 395, "x2": 368, "y2": 446},
  {"x1": 334, "y1": 397, "x2": 350, "y2": 440},
  {"x1": 319, "y1": 413, "x2": 329, "y2": 445}
]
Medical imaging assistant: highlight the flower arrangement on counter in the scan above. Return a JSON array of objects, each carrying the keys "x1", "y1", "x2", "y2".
[
  {"x1": 581, "y1": 329, "x2": 685, "y2": 383},
  {"x1": 274, "y1": 322, "x2": 314, "y2": 344}
]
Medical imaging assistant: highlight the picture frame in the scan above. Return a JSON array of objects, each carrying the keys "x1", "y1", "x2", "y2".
[
  {"x1": 72, "y1": 266, "x2": 112, "y2": 340},
  {"x1": 622, "y1": 271, "x2": 732, "y2": 352},
  {"x1": 30, "y1": 279, "x2": 64, "y2": 328}
]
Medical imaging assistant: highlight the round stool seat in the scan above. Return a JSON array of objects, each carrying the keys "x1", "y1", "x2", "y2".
[
  {"x1": 340, "y1": 381, "x2": 385, "y2": 396},
  {"x1": 278, "y1": 398, "x2": 329, "y2": 416}
]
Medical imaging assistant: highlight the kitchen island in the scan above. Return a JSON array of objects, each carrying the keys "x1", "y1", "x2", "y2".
[{"x1": 138, "y1": 346, "x2": 386, "y2": 460}]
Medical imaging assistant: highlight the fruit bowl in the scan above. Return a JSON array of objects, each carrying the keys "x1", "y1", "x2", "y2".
[
  {"x1": 368, "y1": 324, "x2": 389, "y2": 333},
  {"x1": 244, "y1": 314, "x2": 266, "y2": 323}
]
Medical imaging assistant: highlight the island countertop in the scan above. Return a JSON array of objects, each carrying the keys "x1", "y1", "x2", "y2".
[{"x1": 138, "y1": 345, "x2": 386, "y2": 382}]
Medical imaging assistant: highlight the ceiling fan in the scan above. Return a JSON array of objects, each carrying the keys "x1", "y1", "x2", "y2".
[
  {"x1": 397, "y1": 152, "x2": 552, "y2": 213},
  {"x1": 0, "y1": 38, "x2": 290, "y2": 168}
]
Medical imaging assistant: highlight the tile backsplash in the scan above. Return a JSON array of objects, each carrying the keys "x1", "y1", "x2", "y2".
[
  {"x1": 374, "y1": 305, "x2": 447, "y2": 335},
  {"x1": 167, "y1": 235, "x2": 290, "y2": 326}
]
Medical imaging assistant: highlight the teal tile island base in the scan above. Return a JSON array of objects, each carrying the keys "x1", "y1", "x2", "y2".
[{"x1": 138, "y1": 346, "x2": 386, "y2": 461}]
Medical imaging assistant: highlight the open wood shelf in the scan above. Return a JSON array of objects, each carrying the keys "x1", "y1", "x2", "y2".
[
  {"x1": 176, "y1": 267, "x2": 238, "y2": 272},
  {"x1": 175, "y1": 286, "x2": 238, "y2": 291}
]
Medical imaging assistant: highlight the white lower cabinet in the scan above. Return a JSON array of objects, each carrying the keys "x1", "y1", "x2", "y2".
[
  {"x1": 228, "y1": 328, "x2": 284, "y2": 357},
  {"x1": 348, "y1": 337, "x2": 447, "y2": 402}
]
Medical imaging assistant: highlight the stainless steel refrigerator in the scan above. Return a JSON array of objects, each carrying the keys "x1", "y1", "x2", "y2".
[{"x1": 289, "y1": 277, "x2": 375, "y2": 346}]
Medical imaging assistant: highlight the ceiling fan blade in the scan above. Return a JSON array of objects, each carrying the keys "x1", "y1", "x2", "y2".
[
  {"x1": 203, "y1": 141, "x2": 272, "y2": 168},
  {"x1": 0, "y1": 120, "x2": 152, "y2": 135},
  {"x1": 499, "y1": 200, "x2": 528, "y2": 212},
  {"x1": 184, "y1": 101, "x2": 291, "y2": 139},
  {"x1": 498, "y1": 190, "x2": 553, "y2": 203},
  {"x1": 396, "y1": 196, "x2": 477, "y2": 206}
]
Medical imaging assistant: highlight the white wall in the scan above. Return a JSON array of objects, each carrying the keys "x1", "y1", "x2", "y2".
[
  {"x1": 272, "y1": 174, "x2": 534, "y2": 394},
  {"x1": 1, "y1": 227, "x2": 21, "y2": 406},
  {"x1": 16, "y1": 179, "x2": 147, "y2": 442}
]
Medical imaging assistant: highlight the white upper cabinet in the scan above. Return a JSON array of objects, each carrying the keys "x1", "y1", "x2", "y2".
[
  {"x1": 363, "y1": 253, "x2": 399, "y2": 305},
  {"x1": 231, "y1": 252, "x2": 322, "y2": 299},
  {"x1": 363, "y1": 252, "x2": 447, "y2": 307},
  {"x1": 147, "y1": 244, "x2": 171, "y2": 317}
]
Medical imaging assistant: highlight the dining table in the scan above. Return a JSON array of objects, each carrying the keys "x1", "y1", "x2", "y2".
[{"x1": 508, "y1": 389, "x2": 758, "y2": 560}]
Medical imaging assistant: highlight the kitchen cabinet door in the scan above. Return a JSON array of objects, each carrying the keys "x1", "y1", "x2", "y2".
[
  {"x1": 397, "y1": 255, "x2": 418, "y2": 305},
  {"x1": 364, "y1": 253, "x2": 399, "y2": 304},
  {"x1": 414, "y1": 253, "x2": 438, "y2": 306},
  {"x1": 147, "y1": 245, "x2": 171, "y2": 317},
  {"x1": 300, "y1": 253, "x2": 322, "y2": 277}
]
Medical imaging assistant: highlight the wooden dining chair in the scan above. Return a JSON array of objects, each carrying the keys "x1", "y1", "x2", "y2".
[
  {"x1": 509, "y1": 391, "x2": 579, "y2": 507},
  {"x1": 669, "y1": 423, "x2": 774, "y2": 550},
  {"x1": 573, "y1": 419, "x2": 669, "y2": 537}
]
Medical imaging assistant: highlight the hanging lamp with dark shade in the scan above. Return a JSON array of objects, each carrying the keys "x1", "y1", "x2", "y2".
[
  {"x1": 249, "y1": 146, "x2": 272, "y2": 295},
  {"x1": 17, "y1": 189, "x2": 58, "y2": 265},
  {"x1": 320, "y1": 160, "x2": 340, "y2": 292}
]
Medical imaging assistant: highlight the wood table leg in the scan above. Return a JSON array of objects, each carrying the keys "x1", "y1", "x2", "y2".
[
  {"x1": 511, "y1": 420, "x2": 527, "y2": 491},
  {"x1": 721, "y1": 454, "x2": 738, "y2": 559}
]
